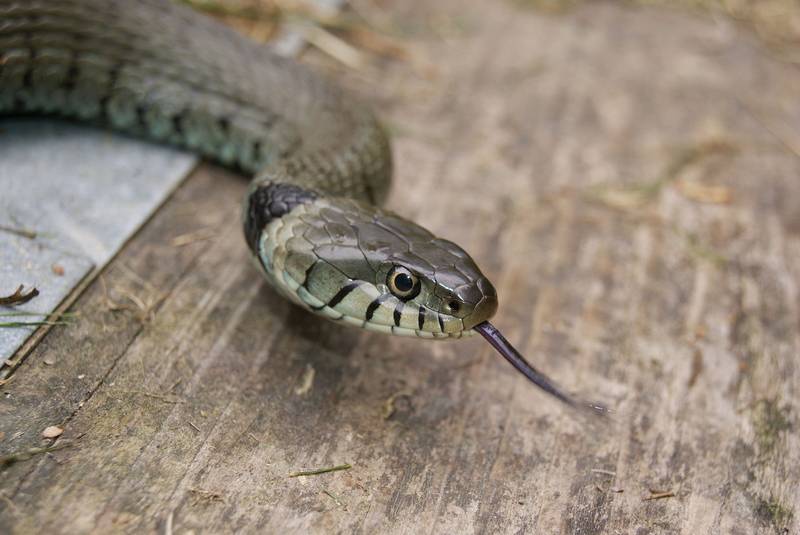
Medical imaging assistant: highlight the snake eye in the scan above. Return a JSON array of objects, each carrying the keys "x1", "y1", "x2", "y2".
[{"x1": 387, "y1": 266, "x2": 420, "y2": 300}]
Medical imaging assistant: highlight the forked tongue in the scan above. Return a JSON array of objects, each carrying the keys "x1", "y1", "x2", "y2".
[{"x1": 474, "y1": 321, "x2": 610, "y2": 417}]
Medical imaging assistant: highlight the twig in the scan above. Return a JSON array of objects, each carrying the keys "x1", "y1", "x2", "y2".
[
  {"x1": 0, "y1": 224, "x2": 37, "y2": 239},
  {"x1": 0, "y1": 441, "x2": 73, "y2": 467},
  {"x1": 288, "y1": 463, "x2": 352, "y2": 478},
  {"x1": 643, "y1": 489, "x2": 676, "y2": 501},
  {"x1": 0, "y1": 285, "x2": 39, "y2": 306},
  {"x1": 0, "y1": 320, "x2": 70, "y2": 328},
  {"x1": 188, "y1": 421, "x2": 201, "y2": 433}
]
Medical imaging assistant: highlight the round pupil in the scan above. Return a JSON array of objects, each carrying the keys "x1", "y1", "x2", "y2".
[{"x1": 394, "y1": 272, "x2": 414, "y2": 292}]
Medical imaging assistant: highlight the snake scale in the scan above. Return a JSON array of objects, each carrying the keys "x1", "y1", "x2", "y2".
[{"x1": 0, "y1": 0, "x2": 606, "y2": 412}]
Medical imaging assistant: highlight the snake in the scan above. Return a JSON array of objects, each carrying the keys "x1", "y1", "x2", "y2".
[{"x1": 0, "y1": 0, "x2": 606, "y2": 413}]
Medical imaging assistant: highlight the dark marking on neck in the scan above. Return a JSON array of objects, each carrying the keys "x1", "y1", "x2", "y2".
[
  {"x1": 418, "y1": 306, "x2": 426, "y2": 331},
  {"x1": 243, "y1": 182, "x2": 319, "y2": 252},
  {"x1": 438, "y1": 314, "x2": 446, "y2": 334},
  {"x1": 366, "y1": 293, "x2": 391, "y2": 322},
  {"x1": 328, "y1": 281, "x2": 360, "y2": 309},
  {"x1": 393, "y1": 300, "x2": 404, "y2": 327}
]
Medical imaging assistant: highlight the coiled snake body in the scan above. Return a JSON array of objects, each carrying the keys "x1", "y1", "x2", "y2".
[{"x1": 1, "y1": 0, "x2": 605, "y2": 411}]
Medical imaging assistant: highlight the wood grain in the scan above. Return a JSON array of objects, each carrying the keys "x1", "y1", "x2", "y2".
[{"x1": 1, "y1": 1, "x2": 799, "y2": 533}]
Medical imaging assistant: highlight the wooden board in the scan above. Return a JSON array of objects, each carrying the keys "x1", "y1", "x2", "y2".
[{"x1": 1, "y1": 1, "x2": 799, "y2": 533}]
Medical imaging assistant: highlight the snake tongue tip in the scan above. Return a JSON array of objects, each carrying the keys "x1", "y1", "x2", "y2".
[{"x1": 475, "y1": 321, "x2": 609, "y2": 417}]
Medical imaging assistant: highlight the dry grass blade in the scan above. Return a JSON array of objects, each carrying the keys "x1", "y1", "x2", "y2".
[
  {"x1": 100, "y1": 275, "x2": 165, "y2": 323},
  {"x1": 584, "y1": 137, "x2": 738, "y2": 212},
  {"x1": 0, "y1": 320, "x2": 70, "y2": 328},
  {"x1": 298, "y1": 22, "x2": 369, "y2": 70},
  {"x1": 288, "y1": 463, "x2": 352, "y2": 477},
  {"x1": 0, "y1": 310, "x2": 77, "y2": 328}
]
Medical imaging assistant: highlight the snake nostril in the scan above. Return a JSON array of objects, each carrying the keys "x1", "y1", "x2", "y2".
[{"x1": 448, "y1": 300, "x2": 460, "y2": 314}]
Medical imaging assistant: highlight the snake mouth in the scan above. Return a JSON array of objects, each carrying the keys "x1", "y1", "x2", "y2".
[
  {"x1": 460, "y1": 293, "x2": 499, "y2": 330},
  {"x1": 362, "y1": 319, "x2": 476, "y2": 339},
  {"x1": 281, "y1": 271, "x2": 476, "y2": 339},
  {"x1": 474, "y1": 321, "x2": 610, "y2": 416}
]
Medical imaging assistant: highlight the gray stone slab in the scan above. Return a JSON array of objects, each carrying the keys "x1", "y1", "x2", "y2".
[
  {"x1": 0, "y1": 120, "x2": 197, "y2": 362},
  {"x1": 0, "y1": 120, "x2": 197, "y2": 264},
  {"x1": 0, "y1": 234, "x2": 94, "y2": 363}
]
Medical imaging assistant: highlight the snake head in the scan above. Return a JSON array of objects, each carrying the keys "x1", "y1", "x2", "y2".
[
  {"x1": 371, "y1": 237, "x2": 499, "y2": 335},
  {"x1": 253, "y1": 192, "x2": 497, "y2": 338}
]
